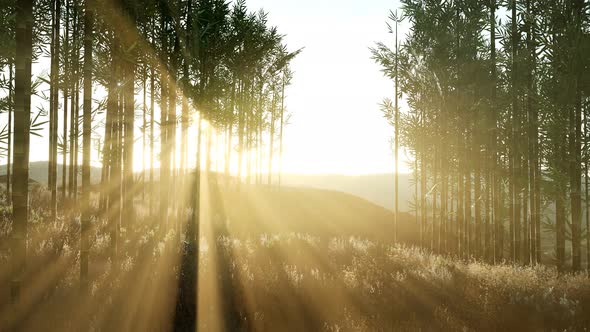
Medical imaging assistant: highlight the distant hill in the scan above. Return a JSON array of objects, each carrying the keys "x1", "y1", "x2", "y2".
[
  {"x1": 0, "y1": 162, "x2": 412, "y2": 212},
  {"x1": 281, "y1": 173, "x2": 413, "y2": 212},
  {"x1": 0, "y1": 161, "x2": 103, "y2": 185},
  {"x1": 211, "y1": 184, "x2": 417, "y2": 244}
]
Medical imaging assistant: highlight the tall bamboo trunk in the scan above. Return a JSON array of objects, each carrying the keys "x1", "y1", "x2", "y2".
[
  {"x1": 237, "y1": 80, "x2": 245, "y2": 185},
  {"x1": 72, "y1": 3, "x2": 80, "y2": 200},
  {"x1": 486, "y1": 7, "x2": 496, "y2": 259},
  {"x1": 441, "y1": 148, "x2": 448, "y2": 253},
  {"x1": 257, "y1": 98, "x2": 263, "y2": 185},
  {"x1": 168, "y1": 38, "x2": 178, "y2": 231},
  {"x1": 525, "y1": 0, "x2": 536, "y2": 264},
  {"x1": 268, "y1": 89, "x2": 276, "y2": 186},
  {"x1": 586, "y1": 147, "x2": 589, "y2": 270},
  {"x1": 585, "y1": 101, "x2": 590, "y2": 269},
  {"x1": 484, "y1": 161, "x2": 491, "y2": 261},
  {"x1": 457, "y1": 140, "x2": 464, "y2": 256},
  {"x1": 80, "y1": 0, "x2": 93, "y2": 293},
  {"x1": 570, "y1": 0, "x2": 583, "y2": 272},
  {"x1": 455, "y1": 4, "x2": 463, "y2": 257},
  {"x1": 6, "y1": 63, "x2": 13, "y2": 202},
  {"x1": 62, "y1": 0, "x2": 72, "y2": 199},
  {"x1": 62, "y1": 0, "x2": 69, "y2": 201},
  {"x1": 189, "y1": 115, "x2": 203, "y2": 326},
  {"x1": 534, "y1": 136, "x2": 541, "y2": 264},
  {"x1": 432, "y1": 148, "x2": 438, "y2": 251},
  {"x1": 181, "y1": 0, "x2": 192, "y2": 183},
  {"x1": 510, "y1": 0, "x2": 520, "y2": 263},
  {"x1": 109, "y1": 34, "x2": 121, "y2": 272},
  {"x1": 475, "y1": 150, "x2": 482, "y2": 258},
  {"x1": 415, "y1": 151, "x2": 419, "y2": 246},
  {"x1": 149, "y1": 62, "x2": 155, "y2": 217},
  {"x1": 74, "y1": 60, "x2": 80, "y2": 199},
  {"x1": 278, "y1": 76, "x2": 285, "y2": 188},
  {"x1": 142, "y1": 65, "x2": 147, "y2": 202},
  {"x1": 465, "y1": 144, "x2": 472, "y2": 258},
  {"x1": 394, "y1": 18, "x2": 399, "y2": 243},
  {"x1": 49, "y1": 0, "x2": 61, "y2": 222},
  {"x1": 100, "y1": 87, "x2": 113, "y2": 214},
  {"x1": 420, "y1": 110, "x2": 427, "y2": 249},
  {"x1": 11, "y1": 0, "x2": 33, "y2": 304},
  {"x1": 123, "y1": 48, "x2": 135, "y2": 230},
  {"x1": 159, "y1": 12, "x2": 169, "y2": 229},
  {"x1": 206, "y1": 120, "x2": 212, "y2": 175},
  {"x1": 556, "y1": 191, "x2": 566, "y2": 271},
  {"x1": 149, "y1": 19, "x2": 155, "y2": 217},
  {"x1": 225, "y1": 83, "x2": 236, "y2": 186},
  {"x1": 69, "y1": 33, "x2": 76, "y2": 197}
]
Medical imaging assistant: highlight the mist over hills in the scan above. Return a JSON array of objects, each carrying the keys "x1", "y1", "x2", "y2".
[
  {"x1": 281, "y1": 173, "x2": 413, "y2": 212},
  {"x1": 0, "y1": 161, "x2": 102, "y2": 185},
  {"x1": 0, "y1": 162, "x2": 413, "y2": 212}
]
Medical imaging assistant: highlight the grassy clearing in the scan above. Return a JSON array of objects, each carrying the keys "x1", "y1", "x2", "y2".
[{"x1": 0, "y1": 188, "x2": 589, "y2": 331}]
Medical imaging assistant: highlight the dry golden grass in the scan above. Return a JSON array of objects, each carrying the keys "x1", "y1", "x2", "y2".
[{"x1": 0, "y1": 186, "x2": 589, "y2": 331}]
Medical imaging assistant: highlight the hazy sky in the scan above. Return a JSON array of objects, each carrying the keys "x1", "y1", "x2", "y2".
[
  {"x1": 247, "y1": 0, "x2": 409, "y2": 175},
  {"x1": 3, "y1": 0, "x2": 411, "y2": 176}
]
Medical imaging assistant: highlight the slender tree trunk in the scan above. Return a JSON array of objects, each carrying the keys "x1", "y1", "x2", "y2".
[
  {"x1": 159, "y1": 13, "x2": 169, "y2": 229},
  {"x1": 6, "y1": 63, "x2": 13, "y2": 202},
  {"x1": 526, "y1": 0, "x2": 536, "y2": 265},
  {"x1": 268, "y1": 89, "x2": 276, "y2": 186},
  {"x1": 181, "y1": 0, "x2": 192, "y2": 182},
  {"x1": 586, "y1": 141, "x2": 590, "y2": 270},
  {"x1": 421, "y1": 110, "x2": 427, "y2": 249},
  {"x1": 486, "y1": 6, "x2": 497, "y2": 259},
  {"x1": 11, "y1": 0, "x2": 33, "y2": 304},
  {"x1": 190, "y1": 115, "x2": 203, "y2": 326},
  {"x1": 257, "y1": 99, "x2": 263, "y2": 185},
  {"x1": 556, "y1": 191, "x2": 566, "y2": 271},
  {"x1": 455, "y1": 3, "x2": 464, "y2": 257},
  {"x1": 237, "y1": 81, "x2": 245, "y2": 185},
  {"x1": 394, "y1": 17, "x2": 399, "y2": 243},
  {"x1": 415, "y1": 151, "x2": 419, "y2": 245},
  {"x1": 80, "y1": 0, "x2": 93, "y2": 293},
  {"x1": 109, "y1": 34, "x2": 121, "y2": 271},
  {"x1": 475, "y1": 151, "x2": 482, "y2": 258},
  {"x1": 278, "y1": 77, "x2": 285, "y2": 188},
  {"x1": 49, "y1": 0, "x2": 61, "y2": 222},
  {"x1": 123, "y1": 44, "x2": 135, "y2": 230},
  {"x1": 149, "y1": 60, "x2": 155, "y2": 218},
  {"x1": 585, "y1": 102, "x2": 590, "y2": 270},
  {"x1": 510, "y1": 0, "x2": 520, "y2": 263},
  {"x1": 62, "y1": 0, "x2": 70, "y2": 201},
  {"x1": 465, "y1": 145, "x2": 472, "y2": 258},
  {"x1": 142, "y1": 64, "x2": 147, "y2": 202},
  {"x1": 485, "y1": 161, "x2": 491, "y2": 261},
  {"x1": 100, "y1": 87, "x2": 113, "y2": 214},
  {"x1": 69, "y1": 46, "x2": 76, "y2": 196},
  {"x1": 434, "y1": 148, "x2": 440, "y2": 252},
  {"x1": 225, "y1": 83, "x2": 235, "y2": 186},
  {"x1": 72, "y1": 3, "x2": 80, "y2": 200},
  {"x1": 460, "y1": 174, "x2": 465, "y2": 255},
  {"x1": 168, "y1": 36, "x2": 178, "y2": 231},
  {"x1": 570, "y1": 0, "x2": 583, "y2": 272}
]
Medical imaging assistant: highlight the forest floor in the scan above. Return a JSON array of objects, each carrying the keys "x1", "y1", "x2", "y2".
[{"x1": 0, "y1": 184, "x2": 589, "y2": 331}]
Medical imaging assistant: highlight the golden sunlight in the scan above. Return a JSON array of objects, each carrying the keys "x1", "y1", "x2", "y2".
[{"x1": 1, "y1": 0, "x2": 590, "y2": 331}]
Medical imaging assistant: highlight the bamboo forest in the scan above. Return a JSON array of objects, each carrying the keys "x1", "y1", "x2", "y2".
[{"x1": 1, "y1": 0, "x2": 590, "y2": 331}]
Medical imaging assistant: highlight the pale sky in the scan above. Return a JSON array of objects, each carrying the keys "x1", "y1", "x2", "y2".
[
  {"x1": 2, "y1": 0, "x2": 412, "y2": 176},
  {"x1": 247, "y1": 0, "x2": 409, "y2": 174}
]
